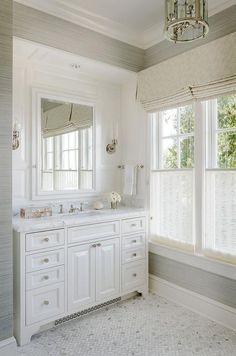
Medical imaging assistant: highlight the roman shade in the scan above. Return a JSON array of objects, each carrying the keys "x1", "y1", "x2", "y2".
[
  {"x1": 42, "y1": 103, "x2": 93, "y2": 138},
  {"x1": 137, "y1": 32, "x2": 236, "y2": 112}
]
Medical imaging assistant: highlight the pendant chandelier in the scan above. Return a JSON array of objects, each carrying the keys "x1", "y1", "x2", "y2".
[{"x1": 165, "y1": 0, "x2": 209, "y2": 43}]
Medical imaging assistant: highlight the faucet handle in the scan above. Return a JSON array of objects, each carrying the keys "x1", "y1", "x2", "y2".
[
  {"x1": 59, "y1": 204, "x2": 63, "y2": 214},
  {"x1": 79, "y1": 201, "x2": 88, "y2": 212}
]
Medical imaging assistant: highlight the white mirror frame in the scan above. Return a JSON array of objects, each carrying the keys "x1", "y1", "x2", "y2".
[{"x1": 31, "y1": 87, "x2": 96, "y2": 200}]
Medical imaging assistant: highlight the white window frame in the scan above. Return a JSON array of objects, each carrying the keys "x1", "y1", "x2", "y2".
[
  {"x1": 150, "y1": 105, "x2": 195, "y2": 251},
  {"x1": 149, "y1": 95, "x2": 236, "y2": 271}
]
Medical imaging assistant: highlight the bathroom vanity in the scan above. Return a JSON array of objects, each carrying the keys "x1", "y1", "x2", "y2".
[{"x1": 13, "y1": 208, "x2": 148, "y2": 345}]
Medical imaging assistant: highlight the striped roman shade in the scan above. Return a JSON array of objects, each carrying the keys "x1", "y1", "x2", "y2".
[
  {"x1": 137, "y1": 32, "x2": 236, "y2": 112},
  {"x1": 42, "y1": 102, "x2": 93, "y2": 138}
]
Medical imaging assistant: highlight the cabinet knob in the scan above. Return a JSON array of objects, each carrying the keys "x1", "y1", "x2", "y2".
[
  {"x1": 43, "y1": 300, "x2": 49, "y2": 305},
  {"x1": 131, "y1": 223, "x2": 137, "y2": 227},
  {"x1": 43, "y1": 275, "x2": 49, "y2": 280},
  {"x1": 97, "y1": 243, "x2": 101, "y2": 247},
  {"x1": 133, "y1": 273, "x2": 137, "y2": 277},
  {"x1": 43, "y1": 258, "x2": 49, "y2": 263},
  {"x1": 44, "y1": 238, "x2": 49, "y2": 242},
  {"x1": 132, "y1": 240, "x2": 137, "y2": 243},
  {"x1": 92, "y1": 244, "x2": 97, "y2": 248},
  {"x1": 133, "y1": 253, "x2": 137, "y2": 257}
]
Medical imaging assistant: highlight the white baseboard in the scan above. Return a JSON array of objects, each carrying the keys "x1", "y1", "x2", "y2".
[
  {"x1": 149, "y1": 274, "x2": 236, "y2": 331},
  {"x1": 0, "y1": 337, "x2": 17, "y2": 356}
]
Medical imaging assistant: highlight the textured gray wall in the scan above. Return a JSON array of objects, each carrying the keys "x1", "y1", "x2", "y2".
[
  {"x1": 144, "y1": 5, "x2": 236, "y2": 69},
  {"x1": 0, "y1": 0, "x2": 13, "y2": 343},
  {"x1": 13, "y1": 2, "x2": 144, "y2": 72},
  {"x1": 149, "y1": 253, "x2": 236, "y2": 309}
]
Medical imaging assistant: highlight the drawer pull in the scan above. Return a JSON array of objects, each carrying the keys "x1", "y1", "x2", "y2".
[
  {"x1": 44, "y1": 238, "x2": 50, "y2": 242},
  {"x1": 132, "y1": 240, "x2": 137, "y2": 243},
  {"x1": 43, "y1": 275, "x2": 49, "y2": 280},
  {"x1": 43, "y1": 300, "x2": 50, "y2": 305},
  {"x1": 43, "y1": 258, "x2": 49, "y2": 263},
  {"x1": 133, "y1": 273, "x2": 137, "y2": 277},
  {"x1": 97, "y1": 243, "x2": 101, "y2": 247},
  {"x1": 91, "y1": 244, "x2": 97, "y2": 248},
  {"x1": 131, "y1": 224, "x2": 137, "y2": 227},
  {"x1": 133, "y1": 253, "x2": 137, "y2": 257}
]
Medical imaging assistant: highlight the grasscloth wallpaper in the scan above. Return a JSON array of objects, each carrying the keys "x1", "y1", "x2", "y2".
[
  {"x1": 0, "y1": 0, "x2": 13, "y2": 343},
  {"x1": 149, "y1": 253, "x2": 236, "y2": 309}
]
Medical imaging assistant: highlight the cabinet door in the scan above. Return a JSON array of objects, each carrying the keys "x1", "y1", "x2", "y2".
[
  {"x1": 96, "y1": 238, "x2": 120, "y2": 301},
  {"x1": 68, "y1": 243, "x2": 96, "y2": 311}
]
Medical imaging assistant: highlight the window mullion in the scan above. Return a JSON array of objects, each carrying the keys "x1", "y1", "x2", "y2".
[
  {"x1": 177, "y1": 108, "x2": 180, "y2": 168},
  {"x1": 211, "y1": 99, "x2": 217, "y2": 168},
  {"x1": 194, "y1": 101, "x2": 206, "y2": 254},
  {"x1": 158, "y1": 112, "x2": 162, "y2": 170}
]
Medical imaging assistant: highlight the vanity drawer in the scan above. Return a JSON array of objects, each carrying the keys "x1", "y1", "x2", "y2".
[
  {"x1": 68, "y1": 221, "x2": 120, "y2": 244},
  {"x1": 26, "y1": 282, "x2": 65, "y2": 325},
  {"x1": 122, "y1": 261, "x2": 146, "y2": 292},
  {"x1": 122, "y1": 217, "x2": 146, "y2": 234},
  {"x1": 26, "y1": 229, "x2": 65, "y2": 252},
  {"x1": 26, "y1": 249, "x2": 64, "y2": 273},
  {"x1": 26, "y1": 266, "x2": 64, "y2": 291},
  {"x1": 122, "y1": 247, "x2": 145, "y2": 264},
  {"x1": 122, "y1": 233, "x2": 145, "y2": 250}
]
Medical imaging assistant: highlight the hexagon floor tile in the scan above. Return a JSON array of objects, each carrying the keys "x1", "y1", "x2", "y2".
[{"x1": 17, "y1": 293, "x2": 236, "y2": 356}]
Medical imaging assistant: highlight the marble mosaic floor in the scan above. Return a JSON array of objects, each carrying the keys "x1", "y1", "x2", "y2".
[{"x1": 17, "y1": 293, "x2": 236, "y2": 356}]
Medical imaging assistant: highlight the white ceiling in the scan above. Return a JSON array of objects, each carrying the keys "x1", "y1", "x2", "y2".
[
  {"x1": 13, "y1": 38, "x2": 136, "y2": 85},
  {"x1": 15, "y1": 0, "x2": 236, "y2": 48}
]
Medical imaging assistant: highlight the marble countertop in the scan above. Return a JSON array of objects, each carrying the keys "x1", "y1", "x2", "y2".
[{"x1": 13, "y1": 207, "x2": 148, "y2": 233}]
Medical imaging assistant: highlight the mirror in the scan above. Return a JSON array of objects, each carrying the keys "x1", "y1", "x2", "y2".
[{"x1": 40, "y1": 98, "x2": 94, "y2": 192}]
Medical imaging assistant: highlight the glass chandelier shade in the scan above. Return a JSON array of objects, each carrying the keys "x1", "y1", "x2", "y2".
[{"x1": 165, "y1": 0, "x2": 209, "y2": 43}]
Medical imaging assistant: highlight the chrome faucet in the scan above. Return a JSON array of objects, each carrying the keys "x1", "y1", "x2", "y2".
[{"x1": 69, "y1": 204, "x2": 77, "y2": 214}]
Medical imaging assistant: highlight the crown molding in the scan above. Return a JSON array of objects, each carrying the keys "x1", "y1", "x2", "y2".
[{"x1": 14, "y1": 0, "x2": 236, "y2": 50}]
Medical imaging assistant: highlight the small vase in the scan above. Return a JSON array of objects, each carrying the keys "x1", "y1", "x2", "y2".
[{"x1": 111, "y1": 201, "x2": 117, "y2": 209}]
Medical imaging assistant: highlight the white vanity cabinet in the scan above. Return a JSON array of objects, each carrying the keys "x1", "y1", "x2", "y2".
[
  {"x1": 68, "y1": 237, "x2": 120, "y2": 311},
  {"x1": 68, "y1": 243, "x2": 96, "y2": 310},
  {"x1": 13, "y1": 211, "x2": 148, "y2": 346}
]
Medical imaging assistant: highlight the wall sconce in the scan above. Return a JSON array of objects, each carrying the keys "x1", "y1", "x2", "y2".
[
  {"x1": 12, "y1": 122, "x2": 21, "y2": 150},
  {"x1": 106, "y1": 121, "x2": 118, "y2": 154},
  {"x1": 106, "y1": 139, "x2": 118, "y2": 154}
]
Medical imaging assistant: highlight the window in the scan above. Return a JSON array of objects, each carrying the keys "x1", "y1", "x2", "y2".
[
  {"x1": 205, "y1": 94, "x2": 236, "y2": 261},
  {"x1": 42, "y1": 127, "x2": 93, "y2": 191},
  {"x1": 151, "y1": 104, "x2": 195, "y2": 250},
  {"x1": 150, "y1": 94, "x2": 236, "y2": 263}
]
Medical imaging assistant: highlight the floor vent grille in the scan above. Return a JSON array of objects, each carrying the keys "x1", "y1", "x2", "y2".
[{"x1": 55, "y1": 297, "x2": 122, "y2": 326}]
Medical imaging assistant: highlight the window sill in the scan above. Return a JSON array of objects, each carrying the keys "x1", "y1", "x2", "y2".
[{"x1": 149, "y1": 240, "x2": 236, "y2": 281}]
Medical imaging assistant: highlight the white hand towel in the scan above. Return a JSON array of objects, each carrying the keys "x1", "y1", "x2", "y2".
[{"x1": 123, "y1": 165, "x2": 138, "y2": 196}]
